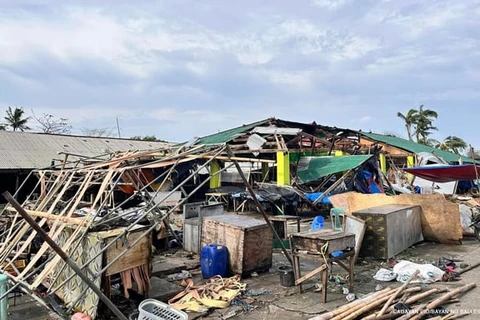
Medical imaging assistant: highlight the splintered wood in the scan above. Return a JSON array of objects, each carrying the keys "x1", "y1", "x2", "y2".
[{"x1": 0, "y1": 144, "x2": 235, "y2": 318}]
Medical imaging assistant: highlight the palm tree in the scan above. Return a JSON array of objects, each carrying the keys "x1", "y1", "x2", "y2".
[
  {"x1": 4, "y1": 107, "x2": 30, "y2": 131},
  {"x1": 437, "y1": 136, "x2": 468, "y2": 155},
  {"x1": 413, "y1": 105, "x2": 438, "y2": 143},
  {"x1": 424, "y1": 138, "x2": 441, "y2": 147},
  {"x1": 397, "y1": 109, "x2": 418, "y2": 141}
]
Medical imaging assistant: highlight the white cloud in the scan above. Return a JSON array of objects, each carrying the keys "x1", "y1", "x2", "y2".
[
  {"x1": 311, "y1": 0, "x2": 349, "y2": 10},
  {"x1": 359, "y1": 116, "x2": 372, "y2": 123}
]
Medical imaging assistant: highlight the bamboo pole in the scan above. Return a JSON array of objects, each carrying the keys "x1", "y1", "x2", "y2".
[
  {"x1": 362, "y1": 288, "x2": 447, "y2": 320},
  {"x1": 310, "y1": 288, "x2": 393, "y2": 320},
  {"x1": 399, "y1": 283, "x2": 476, "y2": 320},
  {"x1": 337, "y1": 287, "x2": 422, "y2": 320},
  {"x1": 458, "y1": 261, "x2": 480, "y2": 275},
  {"x1": 378, "y1": 270, "x2": 420, "y2": 316}
]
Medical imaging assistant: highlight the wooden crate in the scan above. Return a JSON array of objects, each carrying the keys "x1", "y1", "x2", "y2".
[{"x1": 201, "y1": 215, "x2": 273, "y2": 276}]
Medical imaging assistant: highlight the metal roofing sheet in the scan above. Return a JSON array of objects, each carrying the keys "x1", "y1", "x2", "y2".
[
  {"x1": 360, "y1": 132, "x2": 473, "y2": 163},
  {"x1": 0, "y1": 131, "x2": 171, "y2": 169}
]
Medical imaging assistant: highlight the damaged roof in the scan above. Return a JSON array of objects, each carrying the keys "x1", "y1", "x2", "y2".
[
  {"x1": 360, "y1": 132, "x2": 474, "y2": 163},
  {"x1": 0, "y1": 131, "x2": 171, "y2": 170}
]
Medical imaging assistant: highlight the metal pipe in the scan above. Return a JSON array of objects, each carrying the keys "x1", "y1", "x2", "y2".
[{"x1": 2, "y1": 191, "x2": 128, "y2": 320}]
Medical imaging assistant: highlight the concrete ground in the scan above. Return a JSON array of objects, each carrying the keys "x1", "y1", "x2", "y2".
[
  {"x1": 8, "y1": 238, "x2": 480, "y2": 320},
  {"x1": 192, "y1": 239, "x2": 480, "y2": 320}
]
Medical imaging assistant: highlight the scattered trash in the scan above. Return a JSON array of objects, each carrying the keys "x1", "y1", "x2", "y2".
[
  {"x1": 251, "y1": 272, "x2": 259, "y2": 277},
  {"x1": 346, "y1": 293, "x2": 356, "y2": 302},
  {"x1": 373, "y1": 268, "x2": 397, "y2": 282},
  {"x1": 375, "y1": 284, "x2": 383, "y2": 291},
  {"x1": 393, "y1": 260, "x2": 444, "y2": 284},
  {"x1": 167, "y1": 270, "x2": 192, "y2": 281},
  {"x1": 342, "y1": 287, "x2": 349, "y2": 295},
  {"x1": 244, "y1": 289, "x2": 269, "y2": 297},
  {"x1": 314, "y1": 283, "x2": 323, "y2": 292}
]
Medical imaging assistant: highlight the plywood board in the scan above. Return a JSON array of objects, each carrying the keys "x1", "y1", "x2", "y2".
[
  {"x1": 344, "y1": 215, "x2": 366, "y2": 263},
  {"x1": 329, "y1": 192, "x2": 462, "y2": 244},
  {"x1": 105, "y1": 230, "x2": 152, "y2": 276},
  {"x1": 201, "y1": 215, "x2": 273, "y2": 275}
]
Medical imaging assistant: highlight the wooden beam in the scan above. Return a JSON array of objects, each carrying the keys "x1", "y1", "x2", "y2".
[
  {"x1": 186, "y1": 155, "x2": 276, "y2": 163},
  {"x1": 5, "y1": 208, "x2": 88, "y2": 227}
]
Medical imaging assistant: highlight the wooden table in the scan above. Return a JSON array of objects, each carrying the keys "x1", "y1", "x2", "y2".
[
  {"x1": 205, "y1": 192, "x2": 230, "y2": 206},
  {"x1": 290, "y1": 229, "x2": 355, "y2": 303}
]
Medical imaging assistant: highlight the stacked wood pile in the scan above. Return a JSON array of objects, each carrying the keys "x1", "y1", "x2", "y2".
[{"x1": 310, "y1": 271, "x2": 476, "y2": 320}]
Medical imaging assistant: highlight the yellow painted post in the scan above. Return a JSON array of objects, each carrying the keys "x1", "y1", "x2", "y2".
[
  {"x1": 210, "y1": 160, "x2": 221, "y2": 189},
  {"x1": 276, "y1": 151, "x2": 290, "y2": 185},
  {"x1": 334, "y1": 151, "x2": 344, "y2": 156},
  {"x1": 406, "y1": 155, "x2": 415, "y2": 181},
  {"x1": 380, "y1": 153, "x2": 387, "y2": 174}
]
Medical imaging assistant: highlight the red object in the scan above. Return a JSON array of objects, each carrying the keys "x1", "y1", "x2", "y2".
[
  {"x1": 71, "y1": 313, "x2": 92, "y2": 320},
  {"x1": 404, "y1": 164, "x2": 480, "y2": 183}
]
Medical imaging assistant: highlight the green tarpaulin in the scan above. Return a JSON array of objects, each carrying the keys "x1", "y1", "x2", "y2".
[{"x1": 296, "y1": 155, "x2": 372, "y2": 183}]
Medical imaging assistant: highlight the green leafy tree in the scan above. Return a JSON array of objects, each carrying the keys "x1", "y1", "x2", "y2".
[
  {"x1": 396, "y1": 109, "x2": 418, "y2": 141},
  {"x1": 437, "y1": 136, "x2": 468, "y2": 155},
  {"x1": 4, "y1": 107, "x2": 30, "y2": 131},
  {"x1": 413, "y1": 105, "x2": 438, "y2": 143}
]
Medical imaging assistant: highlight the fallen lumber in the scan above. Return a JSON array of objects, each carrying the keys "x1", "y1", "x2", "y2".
[
  {"x1": 399, "y1": 283, "x2": 476, "y2": 320},
  {"x1": 309, "y1": 288, "x2": 393, "y2": 320},
  {"x1": 378, "y1": 270, "x2": 420, "y2": 316},
  {"x1": 458, "y1": 261, "x2": 480, "y2": 275},
  {"x1": 5, "y1": 207, "x2": 88, "y2": 227},
  {"x1": 338, "y1": 287, "x2": 422, "y2": 320},
  {"x1": 362, "y1": 288, "x2": 447, "y2": 320}
]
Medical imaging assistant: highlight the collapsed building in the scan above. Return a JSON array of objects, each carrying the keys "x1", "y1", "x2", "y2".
[{"x1": 0, "y1": 117, "x2": 477, "y2": 319}]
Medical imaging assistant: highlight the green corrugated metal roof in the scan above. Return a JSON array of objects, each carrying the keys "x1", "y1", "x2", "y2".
[
  {"x1": 195, "y1": 119, "x2": 270, "y2": 145},
  {"x1": 297, "y1": 155, "x2": 372, "y2": 183},
  {"x1": 361, "y1": 132, "x2": 473, "y2": 163}
]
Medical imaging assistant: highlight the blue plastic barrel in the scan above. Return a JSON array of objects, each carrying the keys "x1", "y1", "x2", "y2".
[
  {"x1": 311, "y1": 216, "x2": 324, "y2": 231},
  {"x1": 200, "y1": 244, "x2": 228, "y2": 279}
]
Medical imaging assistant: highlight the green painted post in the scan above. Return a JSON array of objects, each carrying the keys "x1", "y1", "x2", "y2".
[{"x1": 0, "y1": 274, "x2": 8, "y2": 320}]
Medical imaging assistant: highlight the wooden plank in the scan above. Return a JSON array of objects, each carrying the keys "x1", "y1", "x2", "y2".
[
  {"x1": 105, "y1": 230, "x2": 152, "y2": 276},
  {"x1": 4, "y1": 208, "x2": 88, "y2": 227},
  {"x1": 295, "y1": 264, "x2": 327, "y2": 285}
]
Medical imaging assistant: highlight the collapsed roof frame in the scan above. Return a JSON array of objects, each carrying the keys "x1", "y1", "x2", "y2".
[{"x1": 0, "y1": 143, "x2": 289, "y2": 318}]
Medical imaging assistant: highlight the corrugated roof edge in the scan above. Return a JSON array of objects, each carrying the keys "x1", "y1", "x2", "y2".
[
  {"x1": 0, "y1": 130, "x2": 173, "y2": 143},
  {"x1": 194, "y1": 118, "x2": 272, "y2": 145},
  {"x1": 358, "y1": 131, "x2": 475, "y2": 163}
]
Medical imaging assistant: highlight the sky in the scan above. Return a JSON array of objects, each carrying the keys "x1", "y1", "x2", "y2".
[{"x1": 0, "y1": 0, "x2": 480, "y2": 146}]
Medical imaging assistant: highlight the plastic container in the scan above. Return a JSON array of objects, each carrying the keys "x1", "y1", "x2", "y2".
[
  {"x1": 310, "y1": 216, "x2": 325, "y2": 231},
  {"x1": 138, "y1": 299, "x2": 188, "y2": 320},
  {"x1": 200, "y1": 244, "x2": 228, "y2": 279},
  {"x1": 278, "y1": 266, "x2": 295, "y2": 287},
  {"x1": 0, "y1": 274, "x2": 7, "y2": 320},
  {"x1": 330, "y1": 208, "x2": 345, "y2": 231}
]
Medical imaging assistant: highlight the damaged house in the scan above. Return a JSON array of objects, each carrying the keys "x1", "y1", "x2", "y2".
[{"x1": 0, "y1": 118, "x2": 478, "y2": 320}]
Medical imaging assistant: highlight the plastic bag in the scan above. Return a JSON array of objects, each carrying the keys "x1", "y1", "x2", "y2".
[
  {"x1": 393, "y1": 260, "x2": 444, "y2": 284},
  {"x1": 373, "y1": 268, "x2": 397, "y2": 281}
]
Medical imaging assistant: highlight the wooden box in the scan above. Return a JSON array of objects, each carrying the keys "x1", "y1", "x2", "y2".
[
  {"x1": 201, "y1": 215, "x2": 273, "y2": 275},
  {"x1": 183, "y1": 202, "x2": 224, "y2": 253},
  {"x1": 353, "y1": 204, "x2": 424, "y2": 259}
]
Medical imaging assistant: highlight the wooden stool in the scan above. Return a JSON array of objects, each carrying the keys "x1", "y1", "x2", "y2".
[{"x1": 290, "y1": 229, "x2": 355, "y2": 303}]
